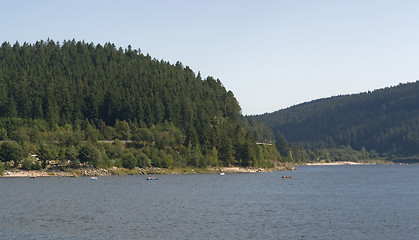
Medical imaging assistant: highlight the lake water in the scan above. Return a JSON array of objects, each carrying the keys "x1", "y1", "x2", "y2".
[{"x1": 1, "y1": 165, "x2": 418, "y2": 239}]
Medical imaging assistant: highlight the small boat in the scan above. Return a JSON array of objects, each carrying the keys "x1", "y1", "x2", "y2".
[
  {"x1": 90, "y1": 176, "x2": 97, "y2": 180},
  {"x1": 219, "y1": 172, "x2": 225, "y2": 176},
  {"x1": 282, "y1": 176, "x2": 292, "y2": 178},
  {"x1": 146, "y1": 177, "x2": 158, "y2": 180}
]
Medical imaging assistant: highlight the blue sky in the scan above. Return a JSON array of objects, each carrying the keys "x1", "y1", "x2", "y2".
[{"x1": 2, "y1": 0, "x2": 419, "y2": 115}]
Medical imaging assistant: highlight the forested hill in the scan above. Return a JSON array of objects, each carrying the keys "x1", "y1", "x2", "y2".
[
  {"x1": 251, "y1": 81, "x2": 419, "y2": 157},
  {"x1": 0, "y1": 40, "x2": 280, "y2": 169},
  {"x1": 0, "y1": 40, "x2": 240, "y2": 128}
]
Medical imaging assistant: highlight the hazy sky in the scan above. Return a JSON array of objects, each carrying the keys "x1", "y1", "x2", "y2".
[{"x1": 2, "y1": 0, "x2": 418, "y2": 115}]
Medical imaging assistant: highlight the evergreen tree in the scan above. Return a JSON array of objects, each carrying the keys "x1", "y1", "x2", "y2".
[{"x1": 0, "y1": 140, "x2": 24, "y2": 163}]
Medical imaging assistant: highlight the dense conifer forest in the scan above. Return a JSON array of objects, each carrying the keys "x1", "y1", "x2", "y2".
[
  {"x1": 251, "y1": 81, "x2": 419, "y2": 162},
  {"x1": 0, "y1": 40, "x2": 282, "y2": 171}
]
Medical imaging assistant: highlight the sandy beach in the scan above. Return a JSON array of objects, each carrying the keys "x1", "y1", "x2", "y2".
[{"x1": 304, "y1": 161, "x2": 375, "y2": 166}]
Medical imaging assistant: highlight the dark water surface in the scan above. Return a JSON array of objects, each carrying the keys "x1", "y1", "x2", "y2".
[{"x1": 1, "y1": 165, "x2": 418, "y2": 239}]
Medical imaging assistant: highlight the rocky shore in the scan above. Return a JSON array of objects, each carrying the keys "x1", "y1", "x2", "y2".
[{"x1": 1, "y1": 163, "x2": 295, "y2": 178}]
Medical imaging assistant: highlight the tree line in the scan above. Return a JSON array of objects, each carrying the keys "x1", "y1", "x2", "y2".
[{"x1": 251, "y1": 81, "x2": 419, "y2": 160}]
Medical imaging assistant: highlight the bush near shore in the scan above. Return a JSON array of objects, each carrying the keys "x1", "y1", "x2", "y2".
[{"x1": 0, "y1": 161, "x2": 4, "y2": 176}]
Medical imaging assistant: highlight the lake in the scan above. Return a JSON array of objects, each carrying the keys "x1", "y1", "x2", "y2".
[{"x1": 1, "y1": 165, "x2": 418, "y2": 239}]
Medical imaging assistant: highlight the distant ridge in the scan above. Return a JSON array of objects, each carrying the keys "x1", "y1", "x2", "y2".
[{"x1": 251, "y1": 81, "x2": 419, "y2": 157}]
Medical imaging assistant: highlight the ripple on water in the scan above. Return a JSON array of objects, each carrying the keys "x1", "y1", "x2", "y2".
[{"x1": 1, "y1": 165, "x2": 418, "y2": 239}]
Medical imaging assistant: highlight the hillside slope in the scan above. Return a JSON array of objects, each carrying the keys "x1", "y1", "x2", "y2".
[
  {"x1": 0, "y1": 40, "x2": 281, "y2": 168},
  {"x1": 251, "y1": 81, "x2": 419, "y2": 157}
]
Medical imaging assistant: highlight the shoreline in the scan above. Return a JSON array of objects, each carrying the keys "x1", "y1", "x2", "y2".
[
  {"x1": 4, "y1": 161, "x2": 402, "y2": 177},
  {"x1": 305, "y1": 161, "x2": 367, "y2": 166},
  {"x1": 303, "y1": 161, "x2": 390, "y2": 166},
  {"x1": 1, "y1": 164, "x2": 294, "y2": 178}
]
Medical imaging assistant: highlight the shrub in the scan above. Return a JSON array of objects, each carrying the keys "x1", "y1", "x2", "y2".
[
  {"x1": 0, "y1": 161, "x2": 4, "y2": 176},
  {"x1": 122, "y1": 152, "x2": 137, "y2": 169},
  {"x1": 21, "y1": 157, "x2": 33, "y2": 170},
  {"x1": 0, "y1": 140, "x2": 24, "y2": 162},
  {"x1": 78, "y1": 144, "x2": 102, "y2": 167}
]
